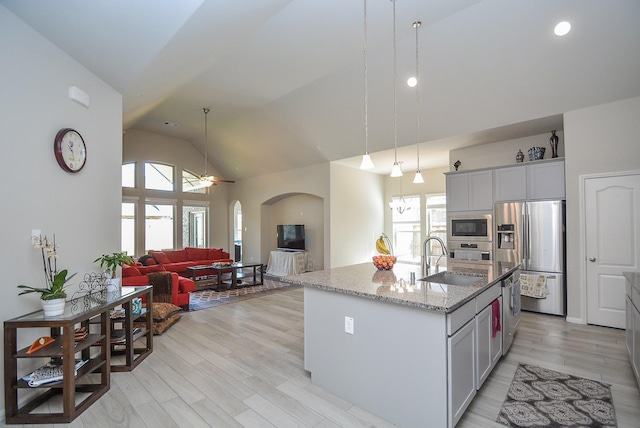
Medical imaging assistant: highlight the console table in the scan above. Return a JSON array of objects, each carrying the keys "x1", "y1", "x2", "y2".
[
  {"x1": 266, "y1": 250, "x2": 312, "y2": 277},
  {"x1": 3, "y1": 286, "x2": 152, "y2": 424}
]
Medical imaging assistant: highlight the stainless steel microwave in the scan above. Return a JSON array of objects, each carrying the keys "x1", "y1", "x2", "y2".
[{"x1": 448, "y1": 214, "x2": 492, "y2": 242}]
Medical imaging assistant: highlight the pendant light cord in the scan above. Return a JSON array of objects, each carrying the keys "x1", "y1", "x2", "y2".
[
  {"x1": 414, "y1": 21, "x2": 421, "y2": 172},
  {"x1": 392, "y1": 0, "x2": 398, "y2": 164},
  {"x1": 203, "y1": 107, "x2": 209, "y2": 177},
  {"x1": 363, "y1": 0, "x2": 369, "y2": 155}
]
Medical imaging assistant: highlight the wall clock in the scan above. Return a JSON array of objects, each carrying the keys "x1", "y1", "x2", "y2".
[{"x1": 53, "y1": 128, "x2": 86, "y2": 173}]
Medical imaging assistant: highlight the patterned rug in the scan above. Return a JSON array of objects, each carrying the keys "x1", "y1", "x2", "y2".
[
  {"x1": 497, "y1": 363, "x2": 616, "y2": 427},
  {"x1": 188, "y1": 278, "x2": 300, "y2": 311}
]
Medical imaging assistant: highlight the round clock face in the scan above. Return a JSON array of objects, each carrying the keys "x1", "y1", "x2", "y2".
[{"x1": 54, "y1": 128, "x2": 86, "y2": 172}]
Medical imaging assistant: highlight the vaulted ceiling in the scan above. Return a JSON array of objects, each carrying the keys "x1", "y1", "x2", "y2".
[{"x1": 3, "y1": 0, "x2": 639, "y2": 180}]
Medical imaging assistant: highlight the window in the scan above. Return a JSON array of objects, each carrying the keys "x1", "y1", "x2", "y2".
[
  {"x1": 145, "y1": 202, "x2": 174, "y2": 251},
  {"x1": 182, "y1": 205, "x2": 208, "y2": 247},
  {"x1": 425, "y1": 194, "x2": 447, "y2": 267},
  {"x1": 145, "y1": 162, "x2": 174, "y2": 191},
  {"x1": 121, "y1": 201, "x2": 136, "y2": 256},
  {"x1": 182, "y1": 169, "x2": 206, "y2": 194},
  {"x1": 391, "y1": 195, "x2": 421, "y2": 264},
  {"x1": 122, "y1": 163, "x2": 135, "y2": 188}
]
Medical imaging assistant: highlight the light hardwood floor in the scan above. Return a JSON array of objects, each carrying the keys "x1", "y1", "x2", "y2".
[{"x1": 3, "y1": 285, "x2": 639, "y2": 427}]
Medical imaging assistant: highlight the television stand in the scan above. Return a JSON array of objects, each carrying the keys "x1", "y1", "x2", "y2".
[{"x1": 266, "y1": 250, "x2": 312, "y2": 277}]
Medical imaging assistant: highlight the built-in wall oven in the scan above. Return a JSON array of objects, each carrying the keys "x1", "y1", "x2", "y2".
[{"x1": 447, "y1": 214, "x2": 492, "y2": 264}]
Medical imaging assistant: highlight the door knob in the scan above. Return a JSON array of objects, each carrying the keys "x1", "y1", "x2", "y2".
[{"x1": 589, "y1": 257, "x2": 596, "y2": 262}]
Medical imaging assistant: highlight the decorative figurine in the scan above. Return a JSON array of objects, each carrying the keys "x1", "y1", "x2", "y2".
[
  {"x1": 516, "y1": 149, "x2": 524, "y2": 163},
  {"x1": 549, "y1": 130, "x2": 559, "y2": 158},
  {"x1": 453, "y1": 160, "x2": 461, "y2": 171}
]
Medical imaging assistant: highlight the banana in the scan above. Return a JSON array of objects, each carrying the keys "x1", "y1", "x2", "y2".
[{"x1": 376, "y1": 236, "x2": 390, "y2": 254}]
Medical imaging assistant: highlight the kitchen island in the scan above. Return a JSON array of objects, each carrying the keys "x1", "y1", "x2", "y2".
[{"x1": 282, "y1": 261, "x2": 518, "y2": 428}]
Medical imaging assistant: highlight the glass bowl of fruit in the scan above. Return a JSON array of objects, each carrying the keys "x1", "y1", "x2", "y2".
[{"x1": 372, "y1": 255, "x2": 397, "y2": 270}]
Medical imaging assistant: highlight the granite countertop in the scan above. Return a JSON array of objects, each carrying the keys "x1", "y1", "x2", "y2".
[{"x1": 282, "y1": 260, "x2": 519, "y2": 313}]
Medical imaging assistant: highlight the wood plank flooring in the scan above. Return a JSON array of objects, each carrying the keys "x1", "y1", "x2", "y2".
[{"x1": 3, "y1": 286, "x2": 639, "y2": 427}]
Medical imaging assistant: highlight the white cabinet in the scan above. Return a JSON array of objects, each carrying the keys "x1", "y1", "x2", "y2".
[
  {"x1": 625, "y1": 278, "x2": 640, "y2": 388},
  {"x1": 476, "y1": 296, "x2": 503, "y2": 388},
  {"x1": 527, "y1": 160, "x2": 565, "y2": 200},
  {"x1": 447, "y1": 282, "x2": 502, "y2": 427},
  {"x1": 494, "y1": 166, "x2": 527, "y2": 201},
  {"x1": 448, "y1": 319, "x2": 476, "y2": 427},
  {"x1": 494, "y1": 159, "x2": 565, "y2": 202},
  {"x1": 634, "y1": 301, "x2": 640, "y2": 383},
  {"x1": 446, "y1": 170, "x2": 493, "y2": 212}
]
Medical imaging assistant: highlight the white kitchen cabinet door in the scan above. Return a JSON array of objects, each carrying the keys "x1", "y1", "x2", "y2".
[
  {"x1": 527, "y1": 160, "x2": 565, "y2": 200},
  {"x1": 448, "y1": 319, "x2": 476, "y2": 427},
  {"x1": 634, "y1": 302, "x2": 640, "y2": 383},
  {"x1": 627, "y1": 296, "x2": 633, "y2": 359},
  {"x1": 475, "y1": 305, "x2": 492, "y2": 389},
  {"x1": 469, "y1": 171, "x2": 493, "y2": 211},
  {"x1": 447, "y1": 170, "x2": 493, "y2": 212},
  {"x1": 494, "y1": 166, "x2": 527, "y2": 202},
  {"x1": 490, "y1": 296, "x2": 503, "y2": 369},
  {"x1": 447, "y1": 173, "x2": 470, "y2": 211}
]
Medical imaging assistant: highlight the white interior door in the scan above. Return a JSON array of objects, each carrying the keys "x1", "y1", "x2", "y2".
[{"x1": 585, "y1": 173, "x2": 640, "y2": 328}]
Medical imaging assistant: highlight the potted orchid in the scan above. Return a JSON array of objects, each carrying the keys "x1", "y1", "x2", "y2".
[{"x1": 18, "y1": 234, "x2": 76, "y2": 316}]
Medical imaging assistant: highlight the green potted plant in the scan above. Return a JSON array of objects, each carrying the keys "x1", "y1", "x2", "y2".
[
  {"x1": 94, "y1": 252, "x2": 134, "y2": 291},
  {"x1": 18, "y1": 234, "x2": 76, "y2": 316}
]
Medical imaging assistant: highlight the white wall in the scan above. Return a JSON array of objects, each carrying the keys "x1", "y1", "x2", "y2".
[
  {"x1": 564, "y1": 96, "x2": 640, "y2": 322},
  {"x1": 122, "y1": 129, "x2": 231, "y2": 254},
  {"x1": 231, "y1": 163, "x2": 330, "y2": 267},
  {"x1": 330, "y1": 164, "x2": 385, "y2": 268},
  {"x1": 0, "y1": 5, "x2": 122, "y2": 415}
]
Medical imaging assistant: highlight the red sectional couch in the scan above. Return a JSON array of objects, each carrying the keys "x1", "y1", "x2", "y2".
[
  {"x1": 146, "y1": 247, "x2": 233, "y2": 276},
  {"x1": 121, "y1": 247, "x2": 233, "y2": 309}
]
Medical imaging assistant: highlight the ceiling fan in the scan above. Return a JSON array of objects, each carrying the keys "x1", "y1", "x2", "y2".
[{"x1": 199, "y1": 107, "x2": 234, "y2": 188}]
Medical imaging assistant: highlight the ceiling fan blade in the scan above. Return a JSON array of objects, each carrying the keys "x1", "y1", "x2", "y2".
[{"x1": 212, "y1": 178, "x2": 235, "y2": 183}]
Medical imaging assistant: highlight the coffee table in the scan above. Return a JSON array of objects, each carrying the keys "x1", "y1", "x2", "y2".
[{"x1": 187, "y1": 262, "x2": 263, "y2": 291}]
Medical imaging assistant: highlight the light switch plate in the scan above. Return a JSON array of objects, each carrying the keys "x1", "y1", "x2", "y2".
[{"x1": 345, "y1": 316, "x2": 354, "y2": 334}]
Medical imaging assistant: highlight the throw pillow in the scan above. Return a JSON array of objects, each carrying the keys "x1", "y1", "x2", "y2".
[
  {"x1": 149, "y1": 251, "x2": 171, "y2": 264},
  {"x1": 151, "y1": 302, "x2": 182, "y2": 321}
]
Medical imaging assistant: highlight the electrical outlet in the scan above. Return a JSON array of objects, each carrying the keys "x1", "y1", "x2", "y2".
[{"x1": 344, "y1": 316, "x2": 354, "y2": 334}]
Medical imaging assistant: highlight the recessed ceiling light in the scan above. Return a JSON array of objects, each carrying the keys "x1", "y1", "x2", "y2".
[
  {"x1": 407, "y1": 77, "x2": 417, "y2": 87},
  {"x1": 163, "y1": 121, "x2": 180, "y2": 128},
  {"x1": 554, "y1": 21, "x2": 571, "y2": 36}
]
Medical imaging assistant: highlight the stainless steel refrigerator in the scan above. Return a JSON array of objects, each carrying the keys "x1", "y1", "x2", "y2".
[{"x1": 494, "y1": 200, "x2": 566, "y2": 316}]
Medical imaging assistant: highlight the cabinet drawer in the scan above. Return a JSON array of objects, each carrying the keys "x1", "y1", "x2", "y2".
[
  {"x1": 476, "y1": 283, "x2": 501, "y2": 313},
  {"x1": 448, "y1": 299, "x2": 476, "y2": 336}
]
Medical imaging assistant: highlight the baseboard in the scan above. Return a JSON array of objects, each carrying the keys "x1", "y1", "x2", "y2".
[{"x1": 565, "y1": 316, "x2": 585, "y2": 325}]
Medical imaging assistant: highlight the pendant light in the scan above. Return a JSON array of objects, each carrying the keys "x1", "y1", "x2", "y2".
[
  {"x1": 359, "y1": 0, "x2": 374, "y2": 170},
  {"x1": 412, "y1": 21, "x2": 424, "y2": 184},
  {"x1": 389, "y1": 0, "x2": 402, "y2": 177},
  {"x1": 199, "y1": 107, "x2": 214, "y2": 188},
  {"x1": 389, "y1": 164, "x2": 410, "y2": 213}
]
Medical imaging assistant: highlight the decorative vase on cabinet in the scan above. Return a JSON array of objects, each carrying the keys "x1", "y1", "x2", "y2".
[{"x1": 549, "y1": 130, "x2": 559, "y2": 158}]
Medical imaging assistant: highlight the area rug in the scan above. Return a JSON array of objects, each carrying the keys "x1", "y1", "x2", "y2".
[
  {"x1": 188, "y1": 278, "x2": 300, "y2": 311},
  {"x1": 497, "y1": 363, "x2": 616, "y2": 427}
]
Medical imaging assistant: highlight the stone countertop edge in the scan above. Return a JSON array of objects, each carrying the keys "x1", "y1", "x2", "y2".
[{"x1": 281, "y1": 261, "x2": 520, "y2": 314}]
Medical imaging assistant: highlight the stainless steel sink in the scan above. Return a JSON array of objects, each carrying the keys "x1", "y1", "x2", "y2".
[{"x1": 418, "y1": 271, "x2": 486, "y2": 287}]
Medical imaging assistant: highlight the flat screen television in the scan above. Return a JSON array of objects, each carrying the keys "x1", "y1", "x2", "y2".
[{"x1": 277, "y1": 224, "x2": 305, "y2": 251}]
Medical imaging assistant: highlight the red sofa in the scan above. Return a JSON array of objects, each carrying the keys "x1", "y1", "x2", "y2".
[
  {"x1": 145, "y1": 247, "x2": 233, "y2": 276},
  {"x1": 121, "y1": 247, "x2": 232, "y2": 309},
  {"x1": 122, "y1": 264, "x2": 195, "y2": 309}
]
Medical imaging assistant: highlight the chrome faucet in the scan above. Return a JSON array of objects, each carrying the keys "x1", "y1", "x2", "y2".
[{"x1": 422, "y1": 236, "x2": 448, "y2": 277}]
